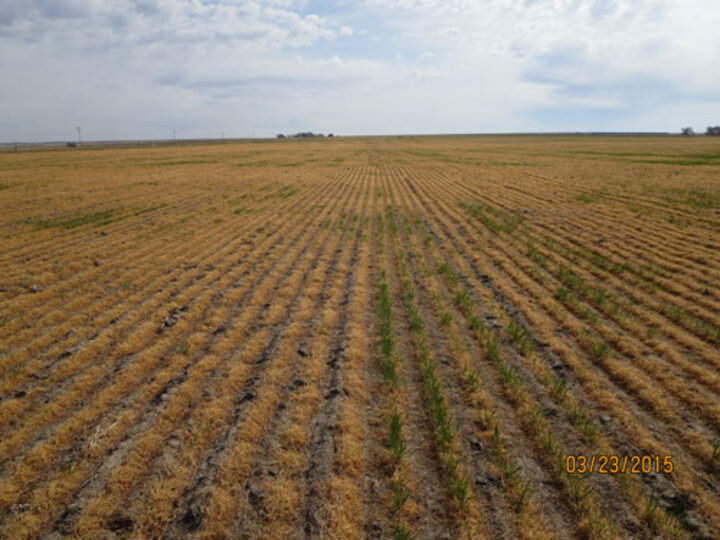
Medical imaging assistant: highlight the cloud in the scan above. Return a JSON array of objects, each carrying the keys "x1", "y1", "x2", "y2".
[
  {"x1": 347, "y1": 0, "x2": 720, "y2": 127},
  {"x1": 0, "y1": 0, "x2": 341, "y2": 48},
  {"x1": 1, "y1": 0, "x2": 719, "y2": 141}
]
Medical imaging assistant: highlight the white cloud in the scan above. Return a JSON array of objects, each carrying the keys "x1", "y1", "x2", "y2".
[
  {"x1": 0, "y1": 0, "x2": 340, "y2": 48},
  {"x1": 1, "y1": 0, "x2": 719, "y2": 140}
]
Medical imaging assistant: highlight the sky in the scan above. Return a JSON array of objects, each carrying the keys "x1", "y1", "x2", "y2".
[{"x1": 1, "y1": 0, "x2": 719, "y2": 141}]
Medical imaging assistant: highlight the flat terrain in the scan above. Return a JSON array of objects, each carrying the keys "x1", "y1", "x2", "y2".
[{"x1": 1, "y1": 135, "x2": 719, "y2": 539}]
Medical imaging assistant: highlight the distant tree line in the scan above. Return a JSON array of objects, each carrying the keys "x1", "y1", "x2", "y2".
[
  {"x1": 681, "y1": 126, "x2": 720, "y2": 136},
  {"x1": 276, "y1": 132, "x2": 334, "y2": 139}
]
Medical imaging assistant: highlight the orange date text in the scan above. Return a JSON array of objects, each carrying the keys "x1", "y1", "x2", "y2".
[{"x1": 564, "y1": 455, "x2": 674, "y2": 474}]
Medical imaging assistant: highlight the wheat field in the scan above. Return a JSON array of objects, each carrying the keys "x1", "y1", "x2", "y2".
[{"x1": 1, "y1": 135, "x2": 719, "y2": 539}]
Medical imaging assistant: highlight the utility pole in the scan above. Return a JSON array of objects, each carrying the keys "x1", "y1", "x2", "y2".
[
  {"x1": 173, "y1": 129, "x2": 177, "y2": 141},
  {"x1": 76, "y1": 126, "x2": 82, "y2": 143}
]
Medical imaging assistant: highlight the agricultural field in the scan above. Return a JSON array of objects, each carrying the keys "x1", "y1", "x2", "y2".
[{"x1": 1, "y1": 135, "x2": 720, "y2": 539}]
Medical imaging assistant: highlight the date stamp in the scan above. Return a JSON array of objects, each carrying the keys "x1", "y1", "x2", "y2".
[{"x1": 565, "y1": 455, "x2": 674, "y2": 474}]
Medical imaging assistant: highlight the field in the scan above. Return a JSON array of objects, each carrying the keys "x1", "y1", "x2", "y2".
[{"x1": 1, "y1": 135, "x2": 720, "y2": 539}]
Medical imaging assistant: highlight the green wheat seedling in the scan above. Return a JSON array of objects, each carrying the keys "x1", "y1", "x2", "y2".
[
  {"x1": 582, "y1": 332, "x2": 610, "y2": 360},
  {"x1": 478, "y1": 409, "x2": 496, "y2": 430},
  {"x1": 485, "y1": 336, "x2": 501, "y2": 364},
  {"x1": 388, "y1": 413, "x2": 406, "y2": 462},
  {"x1": 442, "y1": 455, "x2": 469, "y2": 505},
  {"x1": 516, "y1": 480, "x2": 531, "y2": 512},
  {"x1": 490, "y1": 425, "x2": 505, "y2": 456},
  {"x1": 438, "y1": 262, "x2": 459, "y2": 285},
  {"x1": 468, "y1": 314, "x2": 485, "y2": 332},
  {"x1": 644, "y1": 492, "x2": 660, "y2": 527},
  {"x1": 527, "y1": 244, "x2": 546, "y2": 265},
  {"x1": 378, "y1": 257, "x2": 412, "y2": 537},
  {"x1": 567, "y1": 405, "x2": 599, "y2": 445},
  {"x1": 391, "y1": 481, "x2": 411, "y2": 515},
  {"x1": 378, "y1": 274, "x2": 398, "y2": 384},
  {"x1": 642, "y1": 490, "x2": 684, "y2": 538},
  {"x1": 506, "y1": 319, "x2": 530, "y2": 353},
  {"x1": 551, "y1": 376, "x2": 568, "y2": 401},
  {"x1": 401, "y1": 214, "x2": 413, "y2": 234},
  {"x1": 392, "y1": 523, "x2": 412, "y2": 540},
  {"x1": 554, "y1": 286, "x2": 574, "y2": 305},
  {"x1": 567, "y1": 473, "x2": 593, "y2": 508},
  {"x1": 397, "y1": 246, "x2": 468, "y2": 505},
  {"x1": 454, "y1": 290, "x2": 473, "y2": 315},
  {"x1": 386, "y1": 204, "x2": 398, "y2": 236},
  {"x1": 459, "y1": 201, "x2": 502, "y2": 233},
  {"x1": 712, "y1": 437, "x2": 720, "y2": 463},
  {"x1": 539, "y1": 431, "x2": 561, "y2": 461},
  {"x1": 464, "y1": 371, "x2": 479, "y2": 391}
]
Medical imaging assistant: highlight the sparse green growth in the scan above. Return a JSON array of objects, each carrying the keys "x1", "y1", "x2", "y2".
[
  {"x1": 388, "y1": 413, "x2": 406, "y2": 462},
  {"x1": 516, "y1": 481, "x2": 531, "y2": 512},
  {"x1": 392, "y1": 523, "x2": 412, "y2": 540},
  {"x1": 506, "y1": 319, "x2": 530, "y2": 353},
  {"x1": 527, "y1": 244, "x2": 546, "y2": 265},
  {"x1": 378, "y1": 273, "x2": 397, "y2": 384},
  {"x1": 438, "y1": 262, "x2": 458, "y2": 285},
  {"x1": 580, "y1": 332, "x2": 610, "y2": 360},
  {"x1": 460, "y1": 201, "x2": 525, "y2": 232},
  {"x1": 391, "y1": 481, "x2": 411, "y2": 515},
  {"x1": 27, "y1": 208, "x2": 124, "y2": 230},
  {"x1": 551, "y1": 376, "x2": 568, "y2": 401},
  {"x1": 575, "y1": 192, "x2": 601, "y2": 204},
  {"x1": 712, "y1": 437, "x2": 720, "y2": 463}
]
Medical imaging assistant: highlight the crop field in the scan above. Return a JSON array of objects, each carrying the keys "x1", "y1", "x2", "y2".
[{"x1": 1, "y1": 135, "x2": 720, "y2": 539}]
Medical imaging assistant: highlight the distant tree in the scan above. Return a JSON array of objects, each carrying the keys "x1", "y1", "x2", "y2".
[
  {"x1": 327, "y1": 133, "x2": 334, "y2": 137},
  {"x1": 276, "y1": 133, "x2": 286, "y2": 139},
  {"x1": 681, "y1": 127, "x2": 694, "y2": 136},
  {"x1": 706, "y1": 126, "x2": 720, "y2": 136}
]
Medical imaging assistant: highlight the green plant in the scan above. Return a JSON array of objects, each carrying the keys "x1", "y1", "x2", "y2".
[
  {"x1": 468, "y1": 314, "x2": 485, "y2": 332},
  {"x1": 554, "y1": 286, "x2": 572, "y2": 304},
  {"x1": 516, "y1": 480, "x2": 531, "y2": 512},
  {"x1": 391, "y1": 482, "x2": 411, "y2": 515},
  {"x1": 490, "y1": 425, "x2": 504, "y2": 455},
  {"x1": 551, "y1": 376, "x2": 568, "y2": 401},
  {"x1": 527, "y1": 244, "x2": 545, "y2": 265},
  {"x1": 584, "y1": 334, "x2": 609, "y2": 360},
  {"x1": 567, "y1": 473, "x2": 593, "y2": 507},
  {"x1": 454, "y1": 290, "x2": 472, "y2": 313},
  {"x1": 506, "y1": 319, "x2": 530, "y2": 353},
  {"x1": 465, "y1": 371, "x2": 479, "y2": 391},
  {"x1": 486, "y1": 336, "x2": 501, "y2": 364},
  {"x1": 567, "y1": 405, "x2": 599, "y2": 445},
  {"x1": 438, "y1": 263, "x2": 458, "y2": 285},
  {"x1": 378, "y1": 275, "x2": 397, "y2": 384},
  {"x1": 388, "y1": 413, "x2": 406, "y2": 462},
  {"x1": 442, "y1": 458, "x2": 469, "y2": 505},
  {"x1": 392, "y1": 523, "x2": 412, "y2": 540},
  {"x1": 645, "y1": 492, "x2": 660, "y2": 524}
]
